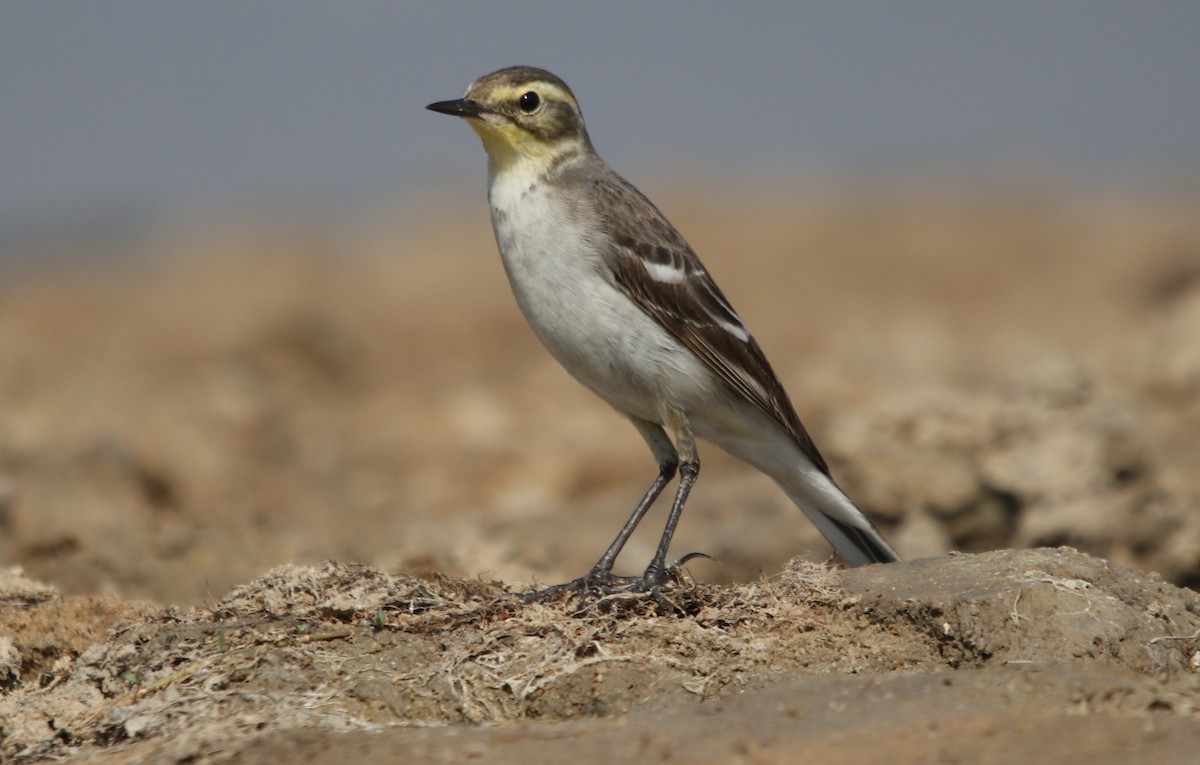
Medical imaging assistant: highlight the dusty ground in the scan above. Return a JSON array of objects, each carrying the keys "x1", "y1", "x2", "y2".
[{"x1": 2, "y1": 184, "x2": 1200, "y2": 761}]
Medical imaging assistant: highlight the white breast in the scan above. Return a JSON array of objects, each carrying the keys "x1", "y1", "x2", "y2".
[{"x1": 485, "y1": 160, "x2": 715, "y2": 424}]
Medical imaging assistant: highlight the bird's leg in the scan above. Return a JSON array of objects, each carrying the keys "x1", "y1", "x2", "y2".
[
  {"x1": 635, "y1": 411, "x2": 699, "y2": 592},
  {"x1": 587, "y1": 418, "x2": 679, "y2": 578},
  {"x1": 519, "y1": 419, "x2": 678, "y2": 602},
  {"x1": 587, "y1": 455, "x2": 678, "y2": 577}
]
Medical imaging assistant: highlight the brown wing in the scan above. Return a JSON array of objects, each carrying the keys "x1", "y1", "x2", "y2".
[{"x1": 589, "y1": 174, "x2": 831, "y2": 476}]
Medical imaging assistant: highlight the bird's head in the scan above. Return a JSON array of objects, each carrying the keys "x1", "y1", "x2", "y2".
[{"x1": 427, "y1": 66, "x2": 591, "y2": 171}]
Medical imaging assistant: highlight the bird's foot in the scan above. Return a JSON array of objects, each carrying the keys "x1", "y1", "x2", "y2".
[
  {"x1": 516, "y1": 552, "x2": 713, "y2": 613},
  {"x1": 626, "y1": 551, "x2": 713, "y2": 611},
  {"x1": 517, "y1": 568, "x2": 638, "y2": 604}
]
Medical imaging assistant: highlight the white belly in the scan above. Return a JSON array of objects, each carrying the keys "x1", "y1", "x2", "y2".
[{"x1": 487, "y1": 170, "x2": 715, "y2": 425}]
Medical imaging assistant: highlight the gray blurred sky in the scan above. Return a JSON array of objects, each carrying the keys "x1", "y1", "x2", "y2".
[{"x1": 2, "y1": 2, "x2": 1199, "y2": 244}]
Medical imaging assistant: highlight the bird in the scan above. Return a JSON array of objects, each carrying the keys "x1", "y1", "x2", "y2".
[{"x1": 426, "y1": 66, "x2": 900, "y2": 598}]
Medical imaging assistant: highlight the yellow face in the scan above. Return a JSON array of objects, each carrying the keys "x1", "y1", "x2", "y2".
[{"x1": 428, "y1": 66, "x2": 590, "y2": 170}]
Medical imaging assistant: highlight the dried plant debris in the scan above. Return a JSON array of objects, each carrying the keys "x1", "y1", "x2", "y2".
[{"x1": 2, "y1": 548, "x2": 1199, "y2": 762}]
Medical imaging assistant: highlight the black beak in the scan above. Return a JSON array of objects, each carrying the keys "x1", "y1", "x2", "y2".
[{"x1": 426, "y1": 98, "x2": 485, "y2": 118}]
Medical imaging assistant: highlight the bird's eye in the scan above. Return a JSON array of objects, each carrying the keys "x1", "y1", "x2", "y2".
[{"x1": 518, "y1": 91, "x2": 540, "y2": 113}]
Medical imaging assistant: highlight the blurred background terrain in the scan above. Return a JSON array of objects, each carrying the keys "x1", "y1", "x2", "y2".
[{"x1": 2, "y1": 3, "x2": 1199, "y2": 605}]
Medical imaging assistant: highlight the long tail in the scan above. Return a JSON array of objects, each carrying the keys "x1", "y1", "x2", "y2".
[{"x1": 774, "y1": 463, "x2": 901, "y2": 567}]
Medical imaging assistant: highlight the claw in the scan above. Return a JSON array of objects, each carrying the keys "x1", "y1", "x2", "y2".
[{"x1": 673, "y1": 551, "x2": 714, "y2": 567}]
